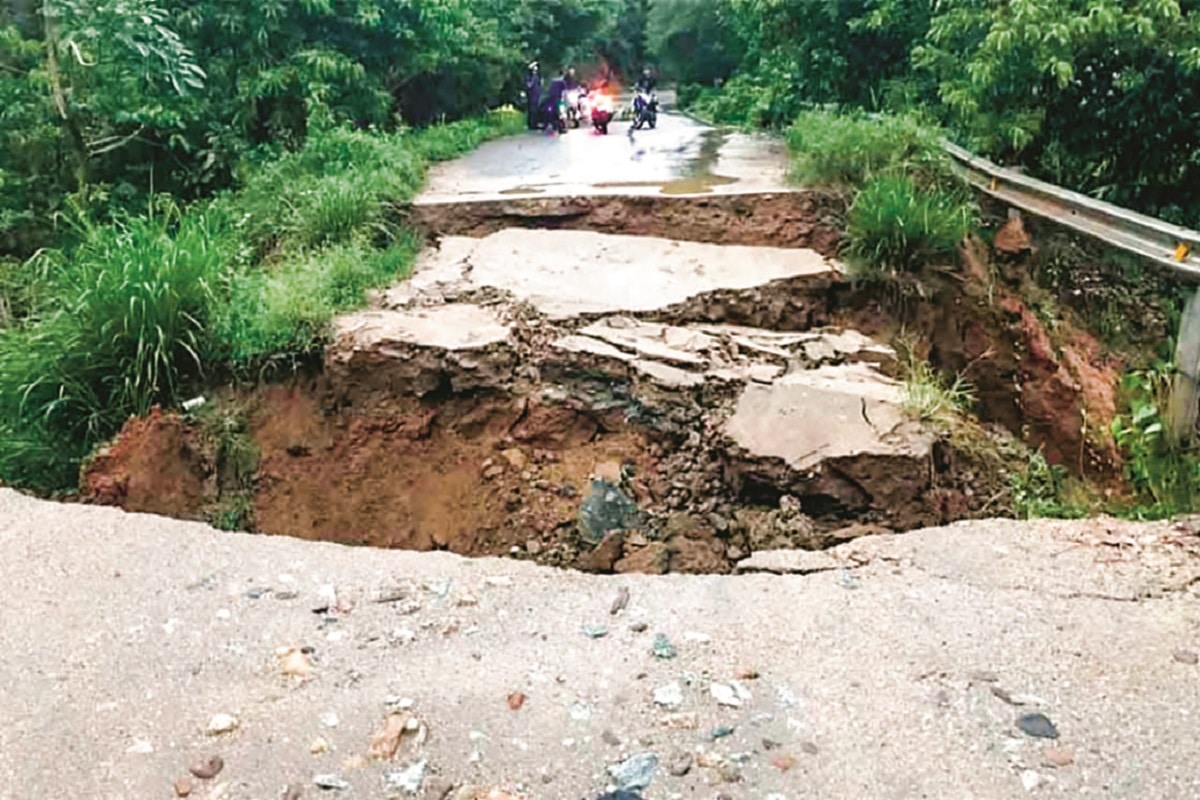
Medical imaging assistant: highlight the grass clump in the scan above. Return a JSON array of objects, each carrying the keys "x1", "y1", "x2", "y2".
[
  {"x1": 900, "y1": 354, "x2": 975, "y2": 425},
  {"x1": 213, "y1": 236, "x2": 421, "y2": 369},
  {"x1": 847, "y1": 174, "x2": 975, "y2": 277},
  {"x1": 787, "y1": 109, "x2": 953, "y2": 191}
]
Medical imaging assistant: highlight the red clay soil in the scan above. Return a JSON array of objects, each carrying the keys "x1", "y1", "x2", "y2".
[
  {"x1": 85, "y1": 386, "x2": 659, "y2": 559},
  {"x1": 81, "y1": 406, "x2": 208, "y2": 516},
  {"x1": 840, "y1": 242, "x2": 1124, "y2": 480}
]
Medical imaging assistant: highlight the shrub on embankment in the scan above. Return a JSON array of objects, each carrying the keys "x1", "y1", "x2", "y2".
[
  {"x1": 782, "y1": 109, "x2": 1200, "y2": 520},
  {"x1": 0, "y1": 110, "x2": 523, "y2": 492},
  {"x1": 785, "y1": 109, "x2": 975, "y2": 280}
]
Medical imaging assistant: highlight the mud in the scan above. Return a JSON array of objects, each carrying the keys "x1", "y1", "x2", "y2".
[{"x1": 407, "y1": 191, "x2": 844, "y2": 253}]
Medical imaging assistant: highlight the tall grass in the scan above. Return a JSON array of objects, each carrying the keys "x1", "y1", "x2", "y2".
[
  {"x1": 0, "y1": 109, "x2": 523, "y2": 492},
  {"x1": 786, "y1": 109, "x2": 954, "y2": 191},
  {"x1": 783, "y1": 110, "x2": 976, "y2": 280},
  {"x1": 847, "y1": 174, "x2": 976, "y2": 276}
]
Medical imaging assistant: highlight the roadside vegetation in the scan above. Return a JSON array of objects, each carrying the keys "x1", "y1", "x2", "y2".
[
  {"x1": 656, "y1": 1, "x2": 1200, "y2": 519},
  {"x1": 0, "y1": 0, "x2": 637, "y2": 492}
]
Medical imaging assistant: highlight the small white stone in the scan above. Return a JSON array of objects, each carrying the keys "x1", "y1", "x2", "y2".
[
  {"x1": 654, "y1": 682, "x2": 684, "y2": 709},
  {"x1": 1021, "y1": 770, "x2": 1041, "y2": 791},
  {"x1": 319, "y1": 712, "x2": 340, "y2": 729},
  {"x1": 205, "y1": 713, "x2": 239, "y2": 736},
  {"x1": 683, "y1": 631, "x2": 711, "y2": 644},
  {"x1": 215, "y1": 609, "x2": 231, "y2": 620},
  {"x1": 126, "y1": 738, "x2": 153, "y2": 754},
  {"x1": 710, "y1": 683, "x2": 741, "y2": 708}
]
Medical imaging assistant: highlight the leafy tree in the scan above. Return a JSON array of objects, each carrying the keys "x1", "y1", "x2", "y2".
[{"x1": 648, "y1": 0, "x2": 744, "y2": 86}]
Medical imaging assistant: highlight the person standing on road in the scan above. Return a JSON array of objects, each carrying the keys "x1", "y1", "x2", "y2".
[
  {"x1": 544, "y1": 69, "x2": 568, "y2": 133},
  {"x1": 525, "y1": 62, "x2": 542, "y2": 130}
]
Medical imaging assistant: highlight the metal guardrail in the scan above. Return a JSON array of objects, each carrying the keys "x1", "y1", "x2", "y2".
[{"x1": 942, "y1": 141, "x2": 1200, "y2": 280}]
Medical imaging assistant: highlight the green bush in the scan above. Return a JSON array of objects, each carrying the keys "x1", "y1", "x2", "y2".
[
  {"x1": 786, "y1": 110, "x2": 953, "y2": 191},
  {"x1": 0, "y1": 206, "x2": 230, "y2": 488},
  {"x1": 1111, "y1": 364, "x2": 1200, "y2": 519},
  {"x1": 846, "y1": 174, "x2": 974, "y2": 276},
  {"x1": 0, "y1": 113, "x2": 521, "y2": 492}
]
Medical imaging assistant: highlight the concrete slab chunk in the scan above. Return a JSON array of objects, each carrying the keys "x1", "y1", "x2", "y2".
[
  {"x1": 725, "y1": 363, "x2": 932, "y2": 472},
  {"x1": 334, "y1": 305, "x2": 511, "y2": 352}
]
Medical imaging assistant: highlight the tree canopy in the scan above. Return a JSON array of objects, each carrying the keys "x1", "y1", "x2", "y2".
[{"x1": 0, "y1": 0, "x2": 642, "y2": 257}]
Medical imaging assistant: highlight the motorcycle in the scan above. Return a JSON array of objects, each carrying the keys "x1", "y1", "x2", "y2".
[
  {"x1": 588, "y1": 90, "x2": 615, "y2": 135},
  {"x1": 564, "y1": 86, "x2": 587, "y2": 129},
  {"x1": 540, "y1": 97, "x2": 567, "y2": 134},
  {"x1": 631, "y1": 89, "x2": 658, "y2": 131}
]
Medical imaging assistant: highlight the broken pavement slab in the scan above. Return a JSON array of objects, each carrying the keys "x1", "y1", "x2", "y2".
[
  {"x1": 328, "y1": 304, "x2": 517, "y2": 397},
  {"x1": 725, "y1": 363, "x2": 932, "y2": 473},
  {"x1": 376, "y1": 229, "x2": 841, "y2": 321}
]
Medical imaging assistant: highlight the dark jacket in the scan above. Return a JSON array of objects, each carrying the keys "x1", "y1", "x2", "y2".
[
  {"x1": 635, "y1": 74, "x2": 656, "y2": 93},
  {"x1": 525, "y1": 70, "x2": 541, "y2": 102},
  {"x1": 547, "y1": 77, "x2": 567, "y2": 105}
]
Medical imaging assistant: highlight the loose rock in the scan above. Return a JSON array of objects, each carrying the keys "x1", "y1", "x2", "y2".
[
  {"x1": 1173, "y1": 649, "x2": 1199, "y2": 665},
  {"x1": 653, "y1": 682, "x2": 684, "y2": 709},
  {"x1": 368, "y1": 712, "x2": 427, "y2": 760},
  {"x1": 610, "y1": 587, "x2": 630, "y2": 615},
  {"x1": 384, "y1": 760, "x2": 428, "y2": 795},
  {"x1": 602, "y1": 730, "x2": 622, "y2": 747},
  {"x1": 173, "y1": 775, "x2": 194, "y2": 797},
  {"x1": 667, "y1": 752, "x2": 693, "y2": 777},
  {"x1": 189, "y1": 755, "x2": 225, "y2": 779},
  {"x1": 314, "y1": 774, "x2": 350, "y2": 791},
  {"x1": 1042, "y1": 747, "x2": 1075, "y2": 768},
  {"x1": 771, "y1": 755, "x2": 796, "y2": 772},
  {"x1": 711, "y1": 725, "x2": 735, "y2": 740},
  {"x1": 282, "y1": 783, "x2": 304, "y2": 800},
  {"x1": 651, "y1": 633, "x2": 677, "y2": 660},
  {"x1": 607, "y1": 753, "x2": 659, "y2": 792},
  {"x1": 205, "y1": 714, "x2": 239, "y2": 736},
  {"x1": 1016, "y1": 712, "x2": 1060, "y2": 740},
  {"x1": 506, "y1": 691, "x2": 527, "y2": 711},
  {"x1": 710, "y1": 683, "x2": 742, "y2": 708},
  {"x1": 583, "y1": 623, "x2": 610, "y2": 639}
]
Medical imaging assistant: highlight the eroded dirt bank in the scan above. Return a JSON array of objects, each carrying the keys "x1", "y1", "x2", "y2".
[{"x1": 81, "y1": 219, "x2": 1071, "y2": 574}]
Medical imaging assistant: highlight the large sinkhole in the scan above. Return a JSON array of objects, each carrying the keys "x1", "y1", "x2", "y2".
[{"x1": 76, "y1": 198, "x2": 1106, "y2": 574}]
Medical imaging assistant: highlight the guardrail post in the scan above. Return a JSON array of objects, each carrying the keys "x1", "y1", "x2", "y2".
[{"x1": 1169, "y1": 288, "x2": 1200, "y2": 445}]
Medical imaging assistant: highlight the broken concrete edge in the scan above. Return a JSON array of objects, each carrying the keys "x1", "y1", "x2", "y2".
[{"x1": 410, "y1": 187, "x2": 821, "y2": 207}]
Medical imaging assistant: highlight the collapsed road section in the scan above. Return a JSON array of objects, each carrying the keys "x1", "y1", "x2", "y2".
[{"x1": 84, "y1": 224, "x2": 1017, "y2": 574}]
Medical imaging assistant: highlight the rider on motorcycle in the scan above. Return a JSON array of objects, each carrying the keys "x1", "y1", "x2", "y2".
[{"x1": 635, "y1": 67, "x2": 656, "y2": 94}]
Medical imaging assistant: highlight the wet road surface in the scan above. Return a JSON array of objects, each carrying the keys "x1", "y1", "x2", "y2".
[{"x1": 418, "y1": 112, "x2": 792, "y2": 203}]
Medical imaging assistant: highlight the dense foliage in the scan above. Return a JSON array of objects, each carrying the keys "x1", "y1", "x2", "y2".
[
  {"x1": 0, "y1": 0, "x2": 645, "y2": 257},
  {"x1": 1, "y1": 0, "x2": 612, "y2": 491},
  {"x1": 671, "y1": 0, "x2": 1200, "y2": 225}
]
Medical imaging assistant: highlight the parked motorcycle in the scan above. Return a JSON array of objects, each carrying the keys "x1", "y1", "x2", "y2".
[
  {"x1": 564, "y1": 86, "x2": 587, "y2": 129},
  {"x1": 589, "y1": 90, "x2": 615, "y2": 135},
  {"x1": 631, "y1": 89, "x2": 658, "y2": 130}
]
